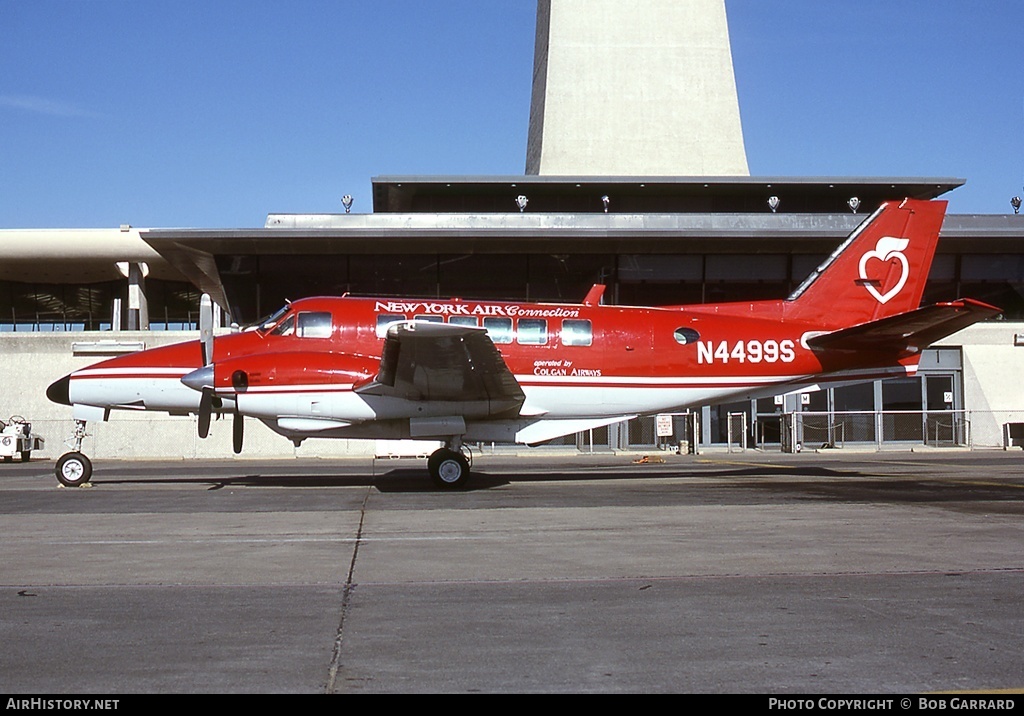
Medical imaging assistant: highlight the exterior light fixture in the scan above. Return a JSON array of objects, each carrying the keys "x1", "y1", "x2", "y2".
[
  {"x1": 1012, "y1": 196, "x2": 1022, "y2": 215},
  {"x1": 516, "y1": 195, "x2": 528, "y2": 213},
  {"x1": 767, "y1": 196, "x2": 780, "y2": 213},
  {"x1": 341, "y1": 195, "x2": 353, "y2": 214},
  {"x1": 601, "y1": 195, "x2": 610, "y2": 213},
  {"x1": 848, "y1": 197, "x2": 861, "y2": 213}
]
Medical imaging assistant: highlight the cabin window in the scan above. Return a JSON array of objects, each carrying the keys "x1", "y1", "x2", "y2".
[
  {"x1": 517, "y1": 319, "x2": 548, "y2": 345},
  {"x1": 674, "y1": 327, "x2": 700, "y2": 345},
  {"x1": 483, "y1": 317, "x2": 513, "y2": 344},
  {"x1": 413, "y1": 314, "x2": 443, "y2": 324},
  {"x1": 561, "y1": 319, "x2": 592, "y2": 346},
  {"x1": 449, "y1": 316, "x2": 478, "y2": 328},
  {"x1": 376, "y1": 314, "x2": 405, "y2": 338},
  {"x1": 297, "y1": 312, "x2": 332, "y2": 338}
]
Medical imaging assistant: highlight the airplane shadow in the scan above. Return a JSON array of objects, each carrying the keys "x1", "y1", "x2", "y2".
[
  {"x1": 91, "y1": 468, "x2": 510, "y2": 493},
  {"x1": 213, "y1": 469, "x2": 515, "y2": 492}
]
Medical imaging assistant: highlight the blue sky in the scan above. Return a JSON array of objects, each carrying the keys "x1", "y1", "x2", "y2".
[{"x1": 1, "y1": 1, "x2": 1022, "y2": 228}]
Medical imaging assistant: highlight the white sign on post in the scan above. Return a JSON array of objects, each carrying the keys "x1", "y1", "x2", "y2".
[{"x1": 656, "y1": 414, "x2": 674, "y2": 437}]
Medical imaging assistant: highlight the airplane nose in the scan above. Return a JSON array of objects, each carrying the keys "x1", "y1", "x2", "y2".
[
  {"x1": 47, "y1": 374, "x2": 71, "y2": 406},
  {"x1": 181, "y1": 365, "x2": 214, "y2": 392}
]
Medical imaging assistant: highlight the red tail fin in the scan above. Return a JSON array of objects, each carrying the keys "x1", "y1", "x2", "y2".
[{"x1": 785, "y1": 199, "x2": 946, "y2": 328}]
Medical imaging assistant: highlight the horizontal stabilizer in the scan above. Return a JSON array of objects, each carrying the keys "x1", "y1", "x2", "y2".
[{"x1": 806, "y1": 298, "x2": 1001, "y2": 353}]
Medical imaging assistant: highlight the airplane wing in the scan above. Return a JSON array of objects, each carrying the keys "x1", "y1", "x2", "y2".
[
  {"x1": 805, "y1": 298, "x2": 1001, "y2": 353},
  {"x1": 356, "y1": 321, "x2": 525, "y2": 413}
]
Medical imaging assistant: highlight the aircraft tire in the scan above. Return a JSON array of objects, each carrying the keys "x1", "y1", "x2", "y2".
[
  {"x1": 56, "y1": 451, "x2": 93, "y2": 487},
  {"x1": 428, "y1": 448, "x2": 470, "y2": 490}
]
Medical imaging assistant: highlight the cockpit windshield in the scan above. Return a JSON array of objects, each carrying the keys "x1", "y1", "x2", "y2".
[
  {"x1": 270, "y1": 314, "x2": 295, "y2": 336},
  {"x1": 253, "y1": 304, "x2": 291, "y2": 335}
]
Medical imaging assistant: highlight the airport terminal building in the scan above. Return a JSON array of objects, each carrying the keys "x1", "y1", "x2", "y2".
[{"x1": 3, "y1": 0, "x2": 1024, "y2": 457}]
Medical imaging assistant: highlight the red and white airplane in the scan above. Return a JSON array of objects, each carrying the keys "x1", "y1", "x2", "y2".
[{"x1": 47, "y1": 199, "x2": 998, "y2": 488}]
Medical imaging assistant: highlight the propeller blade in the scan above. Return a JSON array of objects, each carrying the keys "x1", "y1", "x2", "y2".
[
  {"x1": 199, "y1": 294, "x2": 214, "y2": 366},
  {"x1": 232, "y1": 412, "x2": 244, "y2": 454},
  {"x1": 198, "y1": 388, "x2": 213, "y2": 439}
]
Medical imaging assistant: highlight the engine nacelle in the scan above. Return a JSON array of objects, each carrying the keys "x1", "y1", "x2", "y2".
[{"x1": 211, "y1": 351, "x2": 378, "y2": 395}]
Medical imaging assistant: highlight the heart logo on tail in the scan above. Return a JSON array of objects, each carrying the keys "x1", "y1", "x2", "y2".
[{"x1": 858, "y1": 236, "x2": 910, "y2": 304}]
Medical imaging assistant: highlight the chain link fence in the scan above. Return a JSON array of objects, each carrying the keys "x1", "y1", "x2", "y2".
[{"x1": 727, "y1": 412, "x2": 748, "y2": 452}]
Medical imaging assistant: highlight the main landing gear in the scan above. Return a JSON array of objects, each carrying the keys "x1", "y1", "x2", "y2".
[
  {"x1": 55, "y1": 420, "x2": 93, "y2": 487},
  {"x1": 427, "y1": 439, "x2": 472, "y2": 489}
]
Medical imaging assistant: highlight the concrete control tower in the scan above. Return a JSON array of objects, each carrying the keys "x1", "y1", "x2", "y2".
[{"x1": 526, "y1": 0, "x2": 749, "y2": 176}]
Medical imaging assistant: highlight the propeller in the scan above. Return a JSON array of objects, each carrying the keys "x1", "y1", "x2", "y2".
[
  {"x1": 183, "y1": 295, "x2": 243, "y2": 452},
  {"x1": 233, "y1": 411, "x2": 244, "y2": 454},
  {"x1": 199, "y1": 294, "x2": 214, "y2": 366},
  {"x1": 198, "y1": 389, "x2": 213, "y2": 439},
  {"x1": 197, "y1": 294, "x2": 215, "y2": 438}
]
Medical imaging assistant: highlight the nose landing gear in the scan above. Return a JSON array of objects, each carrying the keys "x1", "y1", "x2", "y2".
[{"x1": 55, "y1": 420, "x2": 93, "y2": 487}]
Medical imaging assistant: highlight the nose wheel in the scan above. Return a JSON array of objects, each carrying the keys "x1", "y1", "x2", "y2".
[
  {"x1": 427, "y1": 446, "x2": 471, "y2": 489},
  {"x1": 56, "y1": 451, "x2": 93, "y2": 487}
]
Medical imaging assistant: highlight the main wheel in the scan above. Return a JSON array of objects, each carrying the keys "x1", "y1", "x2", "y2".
[
  {"x1": 55, "y1": 452, "x2": 93, "y2": 487},
  {"x1": 427, "y1": 448, "x2": 471, "y2": 489}
]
